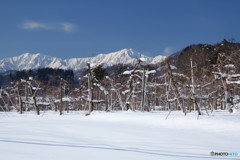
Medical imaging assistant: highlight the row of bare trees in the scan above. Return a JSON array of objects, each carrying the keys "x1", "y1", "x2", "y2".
[{"x1": 1, "y1": 52, "x2": 240, "y2": 116}]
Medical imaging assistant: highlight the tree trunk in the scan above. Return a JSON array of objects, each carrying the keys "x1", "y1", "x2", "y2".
[
  {"x1": 190, "y1": 58, "x2": 201, "y2": 115},
  {"x1": 59, "y1": 78, "x2": 63, "y2": 115},
  {"x1": 87, "y1": 63, "x2": 94, "y2": 114},
  {"x1": 141, "y1": 68, "x2": 146, "y2": 111},
  {"x1": 33, "y1": 96, "x2": 39, "y2": 115},
  {"x1": 17, "y1": 85, "x2": 23, "y2": 114}
]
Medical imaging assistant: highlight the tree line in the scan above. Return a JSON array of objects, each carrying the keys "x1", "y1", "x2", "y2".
[{"x1": 0, "y1": 68, "x2": 75, "y2": 87}]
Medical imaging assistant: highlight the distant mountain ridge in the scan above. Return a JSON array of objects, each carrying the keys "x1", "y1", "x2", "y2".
[{"x1": 0, "y1": 49, "x2": 166, "y2": 72}]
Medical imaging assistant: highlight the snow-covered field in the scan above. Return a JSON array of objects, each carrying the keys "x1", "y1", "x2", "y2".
[{"x1": 0, "y1": 110, "x2": 240, "y2": 160}]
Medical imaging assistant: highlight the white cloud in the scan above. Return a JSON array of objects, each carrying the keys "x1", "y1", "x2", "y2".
[
  {"x1": 22, "y1": 21, "x2": 52, "y2": 30},
  {"x1": 163, "y1": 47, "x2": 173, "y2": 55},
  {"x1": 60, "y1": 22, "x2": 76, "y2": 32},
  {"x1": 21, "y1": 21, "x2": 76, "y2": 32}
]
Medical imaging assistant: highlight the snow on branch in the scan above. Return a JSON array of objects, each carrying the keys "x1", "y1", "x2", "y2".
[
  {"x1": 212, "y1": 72, "x2": 240, "y2": 78},
  {"x1": 135, "y1": 70, "x2": 143, "y2": 74},
  {"x1": 92, "y1": 100, "x2": 105, "y2": 103},
  {"x1": 122, "y1": 89, "x2": 130, "y2": 95},
  {"x1": 224, "y1": 64, "x2": 235, "y2": 68},
  {"x1": 54, "y1": 97, "x2": 75, "y2": 103},
  {"x1": 94, "y1": 83, "x2": 109, "y2": 95},
  {"x1": 172, "y1": 73, "x2": 189, "y2": 79},
  {"x1": 81, "y1": 97, "x2": 105, "y2": 103},
  {"x1": 123, "y1": 70, "x2": 134, "y2": 75},
  {"x1": 230, "y1": 74, "x2": 240, "y2": 78},
  {"x1": 147, "y1": 82, "x2": 167, "y2": 87},
  {"x1": 226, "y1": 80, "x2": 240, "y2": 85},
  {"x1": 170, "y1": 65, "x2": 177, "y2": 70},
  {"x1": 146, "y1": 70, "x2": 156, "y2": 74}
]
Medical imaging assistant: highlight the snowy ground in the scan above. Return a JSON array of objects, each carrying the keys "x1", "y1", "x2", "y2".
[{"x1": 0, "y1": 110, "x2": 240, "y2": 160}]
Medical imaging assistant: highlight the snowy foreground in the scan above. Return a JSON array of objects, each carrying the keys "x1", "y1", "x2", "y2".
[{"x1": 0, "y1": 111, "x2": 240, "y2": 160}]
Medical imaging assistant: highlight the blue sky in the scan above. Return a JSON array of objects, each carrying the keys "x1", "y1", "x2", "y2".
[{"x1": 0, "y1": 0, "x2": 239, "y2": 59}]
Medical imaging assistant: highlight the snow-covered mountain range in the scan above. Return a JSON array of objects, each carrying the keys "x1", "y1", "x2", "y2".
[{"x1": 0, "y1": 48, "x2": 166, "y2": 72}]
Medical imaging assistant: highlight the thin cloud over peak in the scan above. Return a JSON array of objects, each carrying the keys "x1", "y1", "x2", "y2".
[
  {"x1": 21, "y1": 21, "x2": 77, "y2": 32},
  {"x1": 163, "y1": 47, "x2": 173, "y2": 55}
]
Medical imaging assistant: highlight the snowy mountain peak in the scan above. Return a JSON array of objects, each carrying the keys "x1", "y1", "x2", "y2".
[
  {"x1": 97, "y1": 48, "x2": 141, "y2": 59},
  {"x1": 117, "y1": 48, "x2": 142, "y2": 58},
  {"x1": 21, "y1": 52, "x2": 31, "y2": 57},
  {"x1": 0, "y1": 49, "x2": 166, "y2": 72}
]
